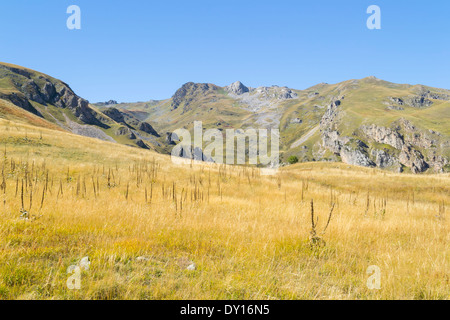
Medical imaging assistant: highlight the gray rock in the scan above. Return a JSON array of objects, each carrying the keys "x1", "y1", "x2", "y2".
[
  {"x1": 115, "y1": 126, "x2": 130, "y2": 136},
  {"x1": 361, "y1": 121, "x2": 436, "y2": 173},
  {"x1": 387, "y1": 105, "x2": 404, "y2": 111},
  {"x1": 41, "y1": 81, "x2": 56, "y2": 101},
  {"x1": 340, "y1": 145, "x2": 375, "y2": 167},
  {"x1": 225, "y1": 81, "x2": 249, "y2": 95},
  {"x1": 173, "y1": 144, "x2": 213, "y2": 162},
  {"x1": 404, "y1": 96, "x2": 433, "y2": 108},
  {"x1": 399, "y1": 145, "x2": 428, "y2": 173},
  {"x1": 165, "y1": 132, "x2": 176, "y2": 145},
  {"x1": 128, "y1": 131, "x2": 137, "y2": 140},
  {"x1": 371, "y1": 149, "x2": 398, "y2": 168},
  {"x1": 278, "y1": 88, "x2": 298, "y2": 100},
  {"x1": 389, "y1": 97, "x2": 404, "y2": 105},
  {"x1": 21, "y1": 79, "x2": 46, "y2": 105},
  {"x1": 103, "y1": 108, "x2": 125, "y2": 123},
  {"x1": 138, "y1": 121, "x2": 159, "y2": 137},
  {"x1": 96, "y1": 100, "x2": 118, "y2": 106},
  {"x1": 389, "y1": 95, "x2": 433, "y2": 108},
  {"x1": 136, "y1": 139, "x2": 149, "y2": 149}
]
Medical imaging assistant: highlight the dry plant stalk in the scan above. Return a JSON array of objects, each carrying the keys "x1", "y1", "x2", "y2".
[{"x1": 309, "y1": 199, "x2": 335, "y2": 248}]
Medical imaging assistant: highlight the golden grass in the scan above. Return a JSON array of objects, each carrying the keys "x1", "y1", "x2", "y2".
[{"x1": 0, "y1": 118, "x2": 448, "y2": 300}]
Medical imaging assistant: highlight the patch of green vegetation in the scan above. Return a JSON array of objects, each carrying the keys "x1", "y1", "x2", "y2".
[{"x1": 287, "y1": 155, "x2": 298, "y2": 164}]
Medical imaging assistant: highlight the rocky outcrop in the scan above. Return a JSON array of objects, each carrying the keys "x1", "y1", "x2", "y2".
[
  {"x1": 41, "y1": 81, "x2": 57, "y2": 102},
  {"x1": 387, "y1": 105, "x2": 404, "y2": 111},
  {"x1": 104, "y1": 109, "x2": 159, "y2": 137},
  {"x1": 115, "y1": 126, "x2": 130, "y2": 136},
  {"x1": 278, "y1": 87, "x2": 298, "y2": 100},
  {"x1": 360, "y1": 124, "x2": 404, "y2": 149},
  {"x1": 103, "y1": 108, "x2": 125, "y2": 124},
  {"x1": 427, "y1": 152, "x2": 449, "y2": 173},
  {"x1": 414, "y1": 86, "x2": 450, "y2": 101},
  {"x1": 136, "y1": 139, "x2": 149, "y2": 149},
  {"x1": 389, "y1": 97, "x2": 405, "y2": 106},
  {"x1": 1, "y1": 68, "x2": 109, "y2": 128},
  {"x1": 404, "y1": 96, "x2": 433, "y2": 108},
  {"x1": 316, "y1": 98, "x2": 447, "y2": 172},
  {"x1": 165, "y1": 132, "x2": 176, "y2": 145},
  {"x1": 137, "y1": 121, "x2": 159, "y2": 137},
  {"x1": 360, "y1": 119, "x2": 448, "y2": 173},
  {"x1": 0, "y1": 92, "x2": 41, "y2": 116},
  {"x1": 388, "y1": 95, "x2": 434, "y2": 109},
  {"x1": 340, "y1": 143, "x2": 375, "y2": 167},
  {"x1": 171, "y1": 82, "x2": 218, "y2": 111},
  {"x1": 225, "y1": 81, "x2": 249, "y2": 95},
  {"x1": 319, "y1": 98, "x2": 375, "y2": 167},
  {"x1": 253, "y1": 86, "x2": 297, "y2": 100},
  {"x1": 371, "y1": 149, "x2": 399, "y2": 169},
  {"x1": 21, "y1": 79, "x2": 47, "y2": 105},
  {"x1": 398, "y1": 145, "x2": 428, "y2": 173},
  {"x1": 114, "y1": 126, "x2": 136, "y2": 140},
  {"x1": 173, "y1": 145, "x2": 213, "y2": 162},
  {"x1": 95, "y1": 100, "x2": 118, "y2": 106}
]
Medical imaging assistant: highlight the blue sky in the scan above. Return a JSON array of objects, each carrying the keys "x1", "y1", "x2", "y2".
[{"x1": 1, "y1": 0, "x2": 449, "y2": 102}]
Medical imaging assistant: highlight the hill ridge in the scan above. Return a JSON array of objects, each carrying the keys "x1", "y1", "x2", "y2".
[{"x1": 1, "y1": 62, "x2": 449, "y2": 173}]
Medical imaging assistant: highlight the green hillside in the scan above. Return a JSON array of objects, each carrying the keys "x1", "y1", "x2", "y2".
[{"x1": 2, "y1": 62, "x2": 449, "y2": 173}]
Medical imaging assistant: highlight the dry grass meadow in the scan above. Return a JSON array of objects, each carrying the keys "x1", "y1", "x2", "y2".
[{"x1": 0, "y1": 118, "x2": 448, "y2": 300}]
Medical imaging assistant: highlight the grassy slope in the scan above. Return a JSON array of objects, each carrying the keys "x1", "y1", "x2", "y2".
[
  {"x1": 0, "y1": 62, "x2": 166, "y2": 151},
  {"x1": 0, "y1": 118, "x2": 448, "y2": 300},
  {"x1": 0, "y1": 99, "x2": 64, "y2": 132},
  {"x1": 2, "y1": 61, "x2": 449, "y2": 161},
  {"x1": 279, "y1": 78, "x2": 450, "y2": 162}
]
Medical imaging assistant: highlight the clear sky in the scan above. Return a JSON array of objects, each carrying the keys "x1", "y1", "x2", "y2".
[{"x1": 1, "y1": 0, "x2": 449, "y2": 102}]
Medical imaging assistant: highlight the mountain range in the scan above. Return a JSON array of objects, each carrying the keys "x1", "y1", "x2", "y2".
[{"x1": 1, "y1": 62, "x2": 449, "y2": 173}]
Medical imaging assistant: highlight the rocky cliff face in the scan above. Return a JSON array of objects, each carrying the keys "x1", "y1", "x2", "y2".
[
  {"x1": 318, "y1": 97, "x2": 376, "y2": 168},
  {"x1": 103, "y1": 107, "x2": 125, "y2": 123},
  {"x1": 0, "y1": 63, "x2": 166, "y2": 151},
  {"x1": 0, "y1": 64, "x2": 109, "y2": 128},
  {"x1": 360, "y1": 119, "x2": 448, "y2": 173},
  {"x1": 317, "y1": 96, "x2": 448, "y2": 173}
]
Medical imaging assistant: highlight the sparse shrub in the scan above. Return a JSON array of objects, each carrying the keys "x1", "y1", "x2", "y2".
[{"x1": 287, "y1": 156, "x2": 299, "y2": 165}]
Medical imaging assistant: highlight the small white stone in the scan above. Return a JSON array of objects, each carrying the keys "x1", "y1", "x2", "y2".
[
  {"x1": 136, "y1": 256, "x2": 150, "y2": 262},
  {"x1": 186, "y1": 263, "x2": 196, "y2": 271}
]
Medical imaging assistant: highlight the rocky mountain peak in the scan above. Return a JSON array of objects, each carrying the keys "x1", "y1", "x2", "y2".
[
  {"x1": 170, "y1": 82, "x2": 218, "y2": 111},
  {"x1": 225, "y1": 81, "x2": 249, "y2": 95}
]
